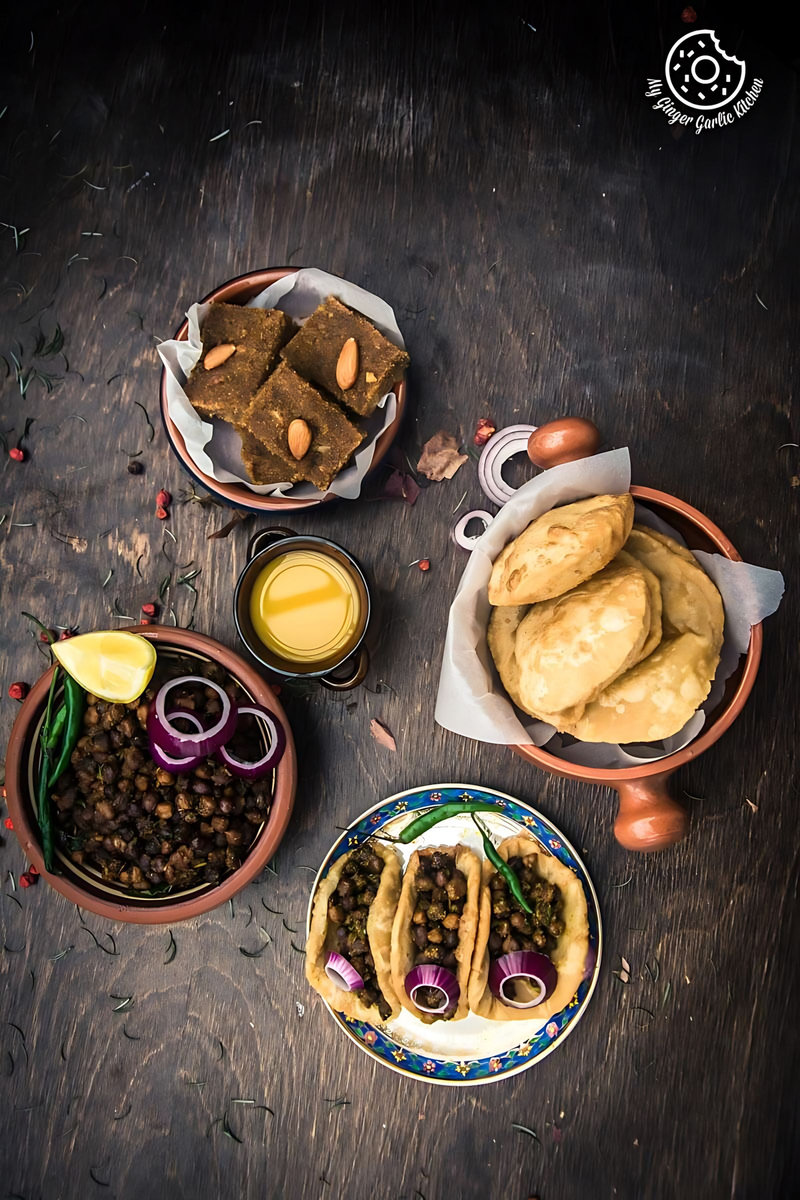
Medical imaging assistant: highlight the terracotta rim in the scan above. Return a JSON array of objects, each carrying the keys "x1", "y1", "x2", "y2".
[
  {"x1": 4, "y1": 626, "x2": 298, "y2": 923},
  {"x1": 512, "y1": 485, "x2": 763, "y2": 782},
  {"x1": 158, "y1": 266, "x2": 407, "y2": 512}
]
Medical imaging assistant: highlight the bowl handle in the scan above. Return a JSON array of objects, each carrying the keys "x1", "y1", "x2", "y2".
[
  {"x1": 247, "y1": 526, "x2": 297, "y2": 562},
  {"x1": 613, "y1": 773, "x2": 688, "y2": 851},
  {"x1": 319, "y1": 647, "x2": 370, "y2": 692},
  {"x1": 527, "y1": 417, "x2": 602, "y2": 468}
]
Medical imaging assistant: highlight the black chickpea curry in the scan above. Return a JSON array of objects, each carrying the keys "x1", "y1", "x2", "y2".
[{"x1": 305, "y1": 831, "x2": 590, "y2": 1026}]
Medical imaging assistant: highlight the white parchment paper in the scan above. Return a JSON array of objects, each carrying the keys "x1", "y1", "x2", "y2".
[
  {"x1": 157, "y1": 268, "x2": 403, "y2": 499},
  {"x1": 434, "y1": 448, "x2": 785, "y2": 767}
]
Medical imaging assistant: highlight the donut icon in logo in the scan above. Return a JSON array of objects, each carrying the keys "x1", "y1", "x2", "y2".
[{"x1": 665, "y1": 29, "x2": 746, "y2": 111}]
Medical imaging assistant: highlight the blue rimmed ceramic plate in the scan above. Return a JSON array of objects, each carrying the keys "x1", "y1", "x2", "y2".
[{"x1": 306, "y1": 783, "x2": 602, "y2": 1087}]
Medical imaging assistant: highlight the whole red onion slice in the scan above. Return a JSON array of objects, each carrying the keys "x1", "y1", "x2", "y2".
[
  {"x1": 405, "y1": 964, "x2": 460, "y2": 1014},
  {"x1": 147, "y1": 709, "x2": 205, "y2": 773},
  {"x1": 325, "y1": 951, "x2": 365, "y2": 992},
  {"x1": 489, "y1": 950, "x2": 558, "y2": 1009},
  {"x1": 477, "y1": 424, "x2": 538, "y2": 506},
  {"x1": 150, "y1": 675, "x2": 237, "y2": 757},
  {"x1": 217, "y1": 705, "x2": 286, "y2": 779},
  {"x1": 451, "y1": 510, "x2": 494, "y2": 551}
]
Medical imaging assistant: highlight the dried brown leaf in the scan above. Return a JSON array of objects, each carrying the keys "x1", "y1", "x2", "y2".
[
  {"x1": 208, "y1": 511, "x2": 250, "y2": 540},
  {"x1": 369, "y1": 718, "x2": 397, "y2": 751},
  {"x1": 416, "y1": 431, "x2": 468, "y2": 482}
]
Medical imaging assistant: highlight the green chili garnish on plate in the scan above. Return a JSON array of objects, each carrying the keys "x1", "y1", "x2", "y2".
[
  {"x1": 471, "y1": 813, "x2": 533, "y2": 915},
  {"x1": 398, "y1": 800, "x2": 500, "y2": 843}
]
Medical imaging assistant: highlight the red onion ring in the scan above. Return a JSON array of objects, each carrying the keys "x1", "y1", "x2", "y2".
[
  {"x1": 450, "y1": 509, "x2": 494, "y2": 550},
  {"x1": 150, "y1": 675, "x2": 237, "y2": 758},
  {"x1": 405, "y1": 964, "x2": 460, "y2": 1014},
  {"x1": 325, "y1": 951, "x2": 365, "y2": 992},
  {"x1": 147, "y1": 709, "x2": 205, "y2": 773},
  {"x1": 477, "y1": 424, "x2": 538, "y2": 506},
  {"x1": 217, "y1": 704, "x2": 286, "y2": 779},
  {"x1": 489, "y1": 950, "x2": 558, "y2": 1009}
]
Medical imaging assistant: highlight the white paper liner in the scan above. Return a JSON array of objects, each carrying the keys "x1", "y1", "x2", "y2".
[
  {"x1": 434, "y1": 448, "x2": 785, "y2": 768},
  {"x1": 157, "y1": 268, "x2": 404, "y2": 499}
]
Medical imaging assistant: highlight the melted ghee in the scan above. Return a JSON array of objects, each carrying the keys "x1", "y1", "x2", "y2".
[{"x1": 249, "y1": 549, "x2": 361, "y2": 664}]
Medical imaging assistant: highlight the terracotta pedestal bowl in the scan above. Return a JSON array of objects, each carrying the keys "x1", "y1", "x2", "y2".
[
  {"x1": 4, "y1": 626, "x2": 297, "y2": 923},
  {"x1": 511, "y1": 418, "x2": 762, "y2": 853}
]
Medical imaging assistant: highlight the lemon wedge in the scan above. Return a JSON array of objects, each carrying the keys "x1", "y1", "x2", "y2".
[{"x1": 52, "y1": 631, "x2": 157, "y2": 703}]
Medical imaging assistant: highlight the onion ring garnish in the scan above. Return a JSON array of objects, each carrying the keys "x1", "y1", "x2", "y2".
[
  {"x1": 146, "y1": 709, "x2": 205, "y2": 773},
  {"x1": 450, "y1": 509, "x2": 494, "y2": 550},
  {"x1": 477, "y1": 424, "x2": 538, "y2": 506},
  {"x1": 217, "y1": 705, "x2": 286, "y2": 779},
  {"x1": 489, "y1": 950, "x2": 557, "y2": 1009},
  {"x1": 325, "y1": 951, "x2": 365, "y2": 992},
  {"x1": 150, "y1": 675, "x2": 237, "y2": 758},
  {"x1": 405, "y1": 964, "x2": 460, "y2": 1014}
]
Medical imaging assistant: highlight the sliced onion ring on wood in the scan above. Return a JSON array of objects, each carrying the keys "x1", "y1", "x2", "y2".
[
  {"x1": 477, "y1": 424, "x2": 538, "y2": 506},
  {"x1": 451, "y1": 509, "x2": 494, "y2": 550},
  {"x1": 217, "y1": 704, "x2": 286, "y2": 779},
  {"x1": 489, "y1": 950, "x2": 557, "y2": 1008},
  {"x1": 325, "y1": 951, "x2": 365, "y2": 991},
  {"x1": 150, "y1": 675, "x2": 237, "y2": 757},
  {"x1": 146, "y1": 709, "x2": 205, "y2": 773},
  {"x1": 405, "y1": 964, "x2": 460, "y2": 1014}
]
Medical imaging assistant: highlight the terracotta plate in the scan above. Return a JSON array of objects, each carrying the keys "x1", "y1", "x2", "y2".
[
  {"x1": 306, "y1": 784, "x2": 602, "y2": 1087},
  {"x1": 159, "y1": 267, "x2": 407, "y2": 512}
]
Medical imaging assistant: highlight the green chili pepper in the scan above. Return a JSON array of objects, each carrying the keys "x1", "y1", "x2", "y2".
[
  {"x1": 47, "y1": 673, "x2": 85, "y2": 789},
  {"x1": 36, "y1": 668, "x2": 61, "y2": 871},
  {"x1": 398, "y1": 800, "x2": 501, "y2": 844},
  {"x1": 471, "y1": 814, "x2": 533, "y2": 915},
  {"x1": 42, "y1": 702, "x2": 67, "y2": 752}
]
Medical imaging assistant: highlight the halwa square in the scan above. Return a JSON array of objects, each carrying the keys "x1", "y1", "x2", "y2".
[{"x1": 243, "y1": 362, "x2": 365, "y2": 491}]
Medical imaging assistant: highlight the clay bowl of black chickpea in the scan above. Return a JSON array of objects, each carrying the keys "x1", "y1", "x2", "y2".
[{"x1": 5, "y1": 626, "x2": 297, "y2": 923}]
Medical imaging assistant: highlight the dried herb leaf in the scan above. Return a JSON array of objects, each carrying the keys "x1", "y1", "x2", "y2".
[
  {"x1": 239, "y1": 940, "x2": 271, "y2": 958},
  {"x1": 163, "y1": 929, "x2": 177, "y2": 964}
]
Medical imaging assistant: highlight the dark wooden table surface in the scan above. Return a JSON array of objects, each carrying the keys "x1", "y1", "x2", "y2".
[{"x1": 1, "y1": 4, "x2": 797, "y2": 1198}]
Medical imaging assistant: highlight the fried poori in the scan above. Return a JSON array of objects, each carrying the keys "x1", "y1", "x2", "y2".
[
  {"x1": 515, "y1": 559, "x2": 653, "y2": 715},
  {"x1": 624, "y1": 526, "x2": 724, "y2": 653},
  {"x1": 488, "y1": 493, "x2": 634, "y2": 606},
  {"x1": 561, "y1": 631, "x2": 720, "y2": 743}
]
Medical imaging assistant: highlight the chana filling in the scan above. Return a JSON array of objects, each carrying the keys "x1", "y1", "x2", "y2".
[
  {"x1": 410, "y1": 850, "x2": 467, "y2": 1015},
  {"x1": 327, "y1": 844, "x2": 391, "y2": 1021},
  {"x1": 488, "y1": 857, "x2": 564, "y2": 998},
  {"x1": 51, "y1": 663, "x2": 272, "y2": 892}
]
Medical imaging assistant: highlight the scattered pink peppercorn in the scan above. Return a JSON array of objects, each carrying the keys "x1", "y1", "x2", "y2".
[
  {"x1": 8, "y1": 681, "x2": 29, "y2": 701},
  {"x1": 59, "y1": 629, "x2": 74, "y2": 640},
  {"x1": 155, "y1": 505, "x2": 169, "y2": 520},
  {"x1": 39, "y1": 630, "x2": 53, "y2": 643},
  {"x1": 141, "y1": 602, "x2": 158, "y2": 618},
  {"x1": 681, "y1": 6, "x2": 697, "y2": 21},
  {"x1": 473, "y1": 418, "x2": 496, "y2": 447},
  {"x1": 28, "y1": 864, "x2": 39, "y2": 876},
  {"x1": 418, "y1": 559, "x2": 431, "y2": 572},
  {"x1": 19, "y1": 872, "x2": 33, "y2": 888},
  {"x1": 139, "y1": 617, "x2": 153, "y2": 626},
  {"x1": 156, "y1": 489, "x2": 172, "y2": 508},
  {"x1": 9, "y1": 446, "x2": 25, "y2": 462},
  {"x1": 4, "y1": 817, "x2": 13, "y2": 830}
]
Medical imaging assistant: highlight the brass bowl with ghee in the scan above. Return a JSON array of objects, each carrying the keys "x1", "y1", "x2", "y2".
[{"x1": 234, "y1": 529, "x2": 371, "y2": 691}]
